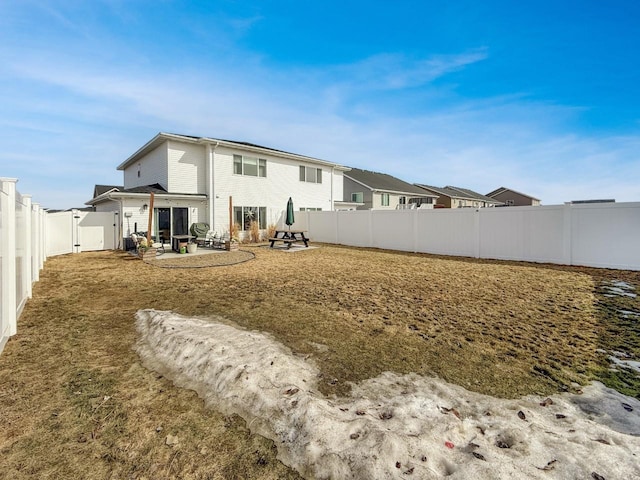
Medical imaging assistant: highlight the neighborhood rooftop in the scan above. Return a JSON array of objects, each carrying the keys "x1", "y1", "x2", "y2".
[
  {"x1": 345, "y1": 167, "x2": 437, "y2": 196},
  {"x1": 416, "y1": 184, "x2": 502, "y2": 203},
  {"x1": 486, "y1": 186, "x2": 541, "y2": 202}
]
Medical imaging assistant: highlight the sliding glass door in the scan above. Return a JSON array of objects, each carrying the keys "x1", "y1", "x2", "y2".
[{"x1": 172, "y1": 207, "x2": 189, "y2": 236}]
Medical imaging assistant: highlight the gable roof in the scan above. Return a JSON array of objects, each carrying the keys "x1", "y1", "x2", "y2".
[
  {"x1": 85, "y1": 183, "x2": 205, "y2": 206},
  {"x1": 415, "y1": 184, "x2": 470, "y2": 199},
  {"x1": 415, "y1": 184, "x2": 502, "y2": 204},
  {"x1": 486, "y1": 186, "x2": 540, "y2": 202},
  {"x1": 345, "y1": 168, "x2": 438, "y2": 197},
  {"x1": 117, "y1": 132, "x2": 349, "y2": 171},
  {"x1": 93, "y1": 184, "x2": 122, "y2": 198},
  {"x1": 445, "y1": 186, "x2": 502, "y2": 204}
]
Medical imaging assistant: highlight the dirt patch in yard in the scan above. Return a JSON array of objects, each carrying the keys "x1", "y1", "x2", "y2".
[{"x1": 0, "y1": 245, "x2": 638, "y2": 478}]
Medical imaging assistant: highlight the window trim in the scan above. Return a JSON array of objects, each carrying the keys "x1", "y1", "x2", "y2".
[
  {"x1": 299, "y1": 165, "x2": 323, "y2": 184},
  {"x1": 233, "y1": 206, "x2": 267, "y2": 230},
  {"x1": 381, "y1": 193, "x2": 390, "y2": 207},
  {"x1": 233, "y1": 154, "x2": 267, "y2": 177}
]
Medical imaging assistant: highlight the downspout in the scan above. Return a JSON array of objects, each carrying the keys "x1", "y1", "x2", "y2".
[{"x1": 207, "y1": 141, "x2": 219, "y2": 230}]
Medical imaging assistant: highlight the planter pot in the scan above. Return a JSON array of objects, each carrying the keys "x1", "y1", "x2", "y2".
[
  {"x1": 138, "y1": 247, "x2": 157, "y2": 259},
  {"x1": 187, "y1": 243, "x2": 198, "y2": 254},
  {"x1": 225, "y1": 241, "x2": 239, "y2": 251}
]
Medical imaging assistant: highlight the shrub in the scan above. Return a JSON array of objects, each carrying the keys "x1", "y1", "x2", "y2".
[
  {"x1": 248, "y1": 221, "x2": 260, "y2": 243},
  {"x1": 266, "y1": 224, "x2": 277, "y2": 240}
]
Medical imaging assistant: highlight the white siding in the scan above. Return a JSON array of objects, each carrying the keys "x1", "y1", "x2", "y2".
[
  {"x1": 371, "y1": 192, "x2": 404, "y2": 210},
  {"x1": 94, "y1": 200, "x2": 119, "y2": 213},
  {"x1": 124, "y1": 143, "x2": 168, "y2": 189},
  {"x1": 120, "y1": 198, "x2": 206, "y2": 237},
  {"x1": 167, "y1": 141, "x2": 206, "y2": 194},
  {"x1": 331, "y1": 170, "x2": 344, "y2": 210},
  {"x1": 211, "y1": 146, "x2": 337, "y2": 233}
]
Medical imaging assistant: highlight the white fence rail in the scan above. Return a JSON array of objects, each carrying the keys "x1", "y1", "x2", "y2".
[
  {"x1": 1, "y1": 178, "x2": 46, "y2": 354},
  {"x1": 297, "y1": 202, "x2": 640, "y2": 271},
  {"x1": 1, "y1": 175, "x2": 118, "y2": 354},
  {"x1": 3, "y1": 177, "x2": 640, "y2": 356}
]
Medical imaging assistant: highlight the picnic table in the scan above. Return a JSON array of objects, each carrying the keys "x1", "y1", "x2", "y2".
[{"x1": 268, "y1": 230, "x2": 310, "y2": 249}]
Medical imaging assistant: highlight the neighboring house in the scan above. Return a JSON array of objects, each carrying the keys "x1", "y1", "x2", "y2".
[
  {"x1": 486, "y1": 187, "x2": 541, "y2": 206},
  {"x1": 86, "y1": 132, "x2": 350, "y2": 247},
  {"x1": 415, "y1": 185, "x2": 503, "y2": 208},
  {"x1": 343, "y1": 168, "x2": 438, "y2": 210}
]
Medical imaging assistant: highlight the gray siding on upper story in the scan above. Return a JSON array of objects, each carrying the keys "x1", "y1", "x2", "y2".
[{"x1": 343, "y1": 176, "x2": 373, "y2": 209}]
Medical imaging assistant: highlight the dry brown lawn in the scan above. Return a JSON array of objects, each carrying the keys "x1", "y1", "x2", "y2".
[{"x1": 1, "y1": 244, "x2": 638, "y2": 479}]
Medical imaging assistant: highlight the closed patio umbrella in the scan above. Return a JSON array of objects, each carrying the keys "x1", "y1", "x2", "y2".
[{"x1": 286, "y1": 197, "x2": 295, "y2": 232}]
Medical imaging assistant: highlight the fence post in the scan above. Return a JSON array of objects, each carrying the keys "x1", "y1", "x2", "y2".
[
  {"x1": 31, "y1": 203, "x2": 41, "y2": 283},
  {"x1": 413, "y1": 208, "x2": 419, "y2": 253},
  {"x1": 562, "y1": 203, "x2": 572, "y2": 266},
  {"x1": 0, "y1": 178, "x2": 18, "y2": 337},
  {"x1": 72, "y1": 209, "x2": 81, "y2": 253},
  {"x1": 22, "y1": 195, "x2": 33, "y2": 299},
  {"x1": 473, "y1": 208, "x2": 481, "y2": 259},
  {"x1": 369, "y1": 209, "x2": 374, "y2": 248}
]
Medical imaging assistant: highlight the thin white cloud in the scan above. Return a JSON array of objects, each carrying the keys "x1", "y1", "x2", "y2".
[
  {"x1": 307, "y1": 49, "x2": 489, "y2": 94},
  {"x1": 2, "y1": 20, "x2": 639, "y2": 208}
]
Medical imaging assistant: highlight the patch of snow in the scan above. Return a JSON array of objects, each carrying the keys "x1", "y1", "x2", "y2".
[
  {"x1": 603, "y1": 281, "x2": 637, "y2": 298},
  {"x1": 135, "y1": 309, "x2": 640, "y2": 480},
  {"x1": 619, "y1": 310, "x2": 640, "y2": 319},
  {"x1": 609, "y1": 355, "x2": 640, "y2": 374}
]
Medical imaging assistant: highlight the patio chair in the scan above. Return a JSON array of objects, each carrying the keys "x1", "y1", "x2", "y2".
[
  {"x1": 130, "y1": 233, "x2": 141, "y2": 251},
  {"x1": 190, "y1": 222, "x2": 211, "y2": 247},
  {"x1": 131, "y1": 233, "x2": 165, "y2": 255},
  {"x1": 211, "y1": 231, "x2": 229, "y2": 249}
]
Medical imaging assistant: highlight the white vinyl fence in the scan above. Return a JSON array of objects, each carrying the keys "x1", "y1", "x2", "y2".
[
  {"x1": 0, "y1": 177, "x2": 116, "y2": 355},
  {"x1": 46, "y1": 210, "x2": 117, "y2": 257},
  {"x1": 0, "y1": 178, "x2": 46, "y2": 354},
  {"x1": 297, "y1": 202, "x2": 640, "y2": 271}
]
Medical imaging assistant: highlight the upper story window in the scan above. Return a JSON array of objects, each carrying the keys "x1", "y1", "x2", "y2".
[
  {"x1": 300, "y1": 207, "x2": 322, "y2": 211},
  {"x1": 351, "y1": 192, "x2": 363, "y2": 203},
  {"x1": 300, "y1": 166, "x2": 322, "y2": 183},
  {"x1": 381, "y1": 193, "x2": 390, "y2": 206},
  {"x1": 234, "y1": 155, "x2": 267, "y2": 177}
]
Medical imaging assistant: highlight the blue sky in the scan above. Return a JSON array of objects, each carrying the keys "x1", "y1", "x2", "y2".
[{"x1": 1, "y1": 0, "x2": 639, "y2": 209}]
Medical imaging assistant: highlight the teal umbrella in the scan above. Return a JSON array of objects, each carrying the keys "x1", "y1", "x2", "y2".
[{"x1": 285, "y1": 197, "x2": 295, "y2": 231}]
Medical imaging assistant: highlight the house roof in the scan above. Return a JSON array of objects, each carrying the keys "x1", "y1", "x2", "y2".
[
  {"x1": 345, "y1": 168, "x2": 438, "y2": 197},
  {"x1": 93, "y1": 184, "x2": 122, "y2": 198},
  {"x1": 486, "y1": 186, "x2": 541, "y2": 202},
  {"x1": 85, "y1": 183, "x2": 206, "y2": 206},
  {"x1": 117, "y1": 132, "x2": 350, "y2": 171},
  {"x1": 445, "y1": 186, "x2": 502, "y2": 204},
  {"x1": 415, "y1": 184, "x2": 470, "y2": 199},
  {"x1": 415, "y1": 184, "x2": 502, "y2": 204}
]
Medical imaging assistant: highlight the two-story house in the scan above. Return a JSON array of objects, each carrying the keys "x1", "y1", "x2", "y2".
[
  {"x1": 486, "y1": 187, "x2": 541, "y2": 206},
  {"x1": 343, "y1": 168, "x2": 438, "y2": 210},
  {"x1": 414, "y1": 185, "x2": 503, "y2": 208},
  {"x1": 86, "y1": 132, "x2": 350, "y2": 246}
]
